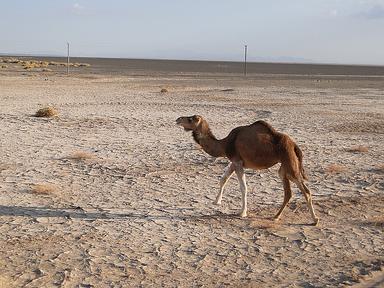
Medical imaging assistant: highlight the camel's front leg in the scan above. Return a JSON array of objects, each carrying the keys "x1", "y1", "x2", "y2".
[
  {"x1": 234, "y1": 162, "x2": 247, "y2": 217},
  {"x1": 214, "y1": 163, "x2": 235, "y2": 205}
]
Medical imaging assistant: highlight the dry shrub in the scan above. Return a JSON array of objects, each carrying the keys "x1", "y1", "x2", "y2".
[
  {"x1": 71, "y1": 63, "x2": 90, "y2": 67},
  {"x1": 346, "y1": 145, "x2": 369, "y2": 153},
  {"x1": 3, "y1": 58, "x2": 21, "y2": 64},
  {"x1": 325, "y1": 164, "x2": 346, "y2": 174},
  {"x1": 364, "y1": 215, "x2": 384, "y2": 227},
  {"x1": 42, "y1": 68, "x2": 52, "y2": 72},
  {"x1": 35, "y1": 107, "x2": 58, "y2": 118},
  {"x1": 349, "y1": 267, "x2": 361, "y2": 282},
  {"x1": 31, "y1": 183, "x2": 57, "y2": 195},
  {"x1": 334, "y1": 121, "x2": 384, "y2": 134},
  {"x1": 68, "y1": 62, "x2": 90, "y2": 67},
  {"x1": 20, "y1": 60, "x2": 50, "y2": 70},
  {"x1": 160, "y1": 88, "x2": 168, "y2": 93},
  {"x1": 3, "y1": 58, "x2": 89, "y2": 69},
  {"x1": 22, "y1": 61, "x2": 37, "y2": 69},
  {"x1": 0, "y1": 163, "x2": 13, "y2": 172},
  {"x1": 371, "y1": 215, "x2": 384, "y2": 226},
  {"x1": 374, "y1": 164, "x2": 384, "y2": 173},
  {"x1": 68, "y1": 151, "x2": 94, "y2": 161}
]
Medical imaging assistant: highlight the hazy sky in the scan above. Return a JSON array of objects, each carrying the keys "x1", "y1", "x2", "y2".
[{"x1": 1, "y1": 0, "x2": 384, "y2": 65}]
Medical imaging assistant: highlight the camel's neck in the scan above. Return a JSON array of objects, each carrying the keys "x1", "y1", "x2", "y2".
[{"x1": 192, "y1": 120, "x2": 226, "y2": 158}]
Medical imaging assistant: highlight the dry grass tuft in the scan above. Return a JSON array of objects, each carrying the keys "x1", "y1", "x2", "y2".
[
  {"x1": 333, "y1": 121, "x2": 384, "y2": 134},
  {"x1": 1, "y1": 65, "x2": 7, "y2": 69},
  {"x1": 364, "y1": 215, "x2": 384, "y2": 227},
  {"x1": 325, "y1": 164, "x2": 347, "y2": 174},
  {"x1": 160, "y1": 88, "x2": 168, "y2": 93},
  {"x1": 68, "y1": 151, "x2": 94, "y2": 161},
  {"x1": 346, "y1": 145, "x2": 369, "y2": 153},
  {"x1": 373, "y1": 164, "x2": 384, "y2": 174},
  {"x1": 35, "y1": 107, "x2": 58, "y2": 118},
  {"x1": 0, "y1": 163, "x2": 13, "y2": 172},
  {"x1": 31, "y1": 183, "x2": 57, "y2": 195}
]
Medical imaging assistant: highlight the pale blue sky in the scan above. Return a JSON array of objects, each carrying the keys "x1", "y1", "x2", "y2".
[{"x1": 1, "y1": 0, "x2": 384, "y2": 65}]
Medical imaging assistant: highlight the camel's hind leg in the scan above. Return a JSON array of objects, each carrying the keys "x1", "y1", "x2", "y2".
[
  {"x1": 274, "y1": 172, "x2": 292, "y2": 221},
  {"x1": 294, "y1": 180, "x2": 319, "y2": 226},
  {"x1": 214, "y1": 163, "x2": 235, "y2": 205}
]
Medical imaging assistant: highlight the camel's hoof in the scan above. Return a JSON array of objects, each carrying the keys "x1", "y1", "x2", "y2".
[
  {"x1": 273, "y1": 217, "x2": 280, "y2": 222},
  {"x1": 214, "y1": 200, "x2": 222, "y2": 205},
  {"x1": 312, "y1": 218, "x2": 320, "y2": 226},
  {"x1": 239, "y1": 212, "x2": 247, "y2": 218}
]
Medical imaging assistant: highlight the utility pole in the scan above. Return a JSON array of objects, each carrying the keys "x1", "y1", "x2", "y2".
[
  {"x1": 67, "y1": 42, "x2": 70, "y2": 75},
  {"x1": 244, "y1": 45, "x2": 248, "y2": 76}
]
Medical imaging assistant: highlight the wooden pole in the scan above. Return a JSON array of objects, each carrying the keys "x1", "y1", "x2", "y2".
[
  {"x1": 67, "y1": 42, "x2": 70, "y2": 75},
  {"x1": 244, "y1": 45, "x2": 247, "y2": 76}
]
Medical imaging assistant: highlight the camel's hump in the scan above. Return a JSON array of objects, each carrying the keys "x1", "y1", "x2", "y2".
[{"x1": 250, "y1": 120, "x2": 277, "y2": 133}]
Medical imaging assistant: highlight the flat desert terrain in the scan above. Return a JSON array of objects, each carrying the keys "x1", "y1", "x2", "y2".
[{"x1": 0, "y1": 59, "x2": 383, "y2": 287}]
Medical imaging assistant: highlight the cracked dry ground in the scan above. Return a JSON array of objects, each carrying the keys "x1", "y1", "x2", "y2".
[{"x1": 0, "y1": 74, "x2": 383, "y2": 287}]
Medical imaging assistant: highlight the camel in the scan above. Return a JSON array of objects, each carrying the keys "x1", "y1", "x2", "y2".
[{"x1": 176, "y1": 115, "x2": 319, "y2": 225}]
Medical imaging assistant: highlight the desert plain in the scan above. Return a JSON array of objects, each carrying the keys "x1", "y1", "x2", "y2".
[{"x1": 0, "y1": 58, "x2": 383, "y2": 287}]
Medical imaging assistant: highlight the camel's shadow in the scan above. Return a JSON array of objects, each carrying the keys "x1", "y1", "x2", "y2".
[
  {"x1": 0, "y1": 205, "x2": 316, "y2": 227},
  {"x1": 0, "y1": 205, "x2": 241, "y2": 222},
  {"x1": 0, "y1": 205, "x2": 132, "y2": 220}
]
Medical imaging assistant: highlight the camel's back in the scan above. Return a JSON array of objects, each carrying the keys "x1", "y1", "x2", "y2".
[
  {"x1": 250, "y1": 120, "x2": 278, "y2": 134},
  {"x1": 225, "y1": 121, "x2": 284, "y2": 169}
]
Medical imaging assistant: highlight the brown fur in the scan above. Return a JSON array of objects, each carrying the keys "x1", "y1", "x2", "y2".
[{"x1": 176, "y1": 115, "x2": 318, "y2": 225}]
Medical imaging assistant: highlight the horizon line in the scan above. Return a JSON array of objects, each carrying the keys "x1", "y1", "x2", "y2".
[{"x1": 1, "y1": 52, "x2": 384, "y2": 68}]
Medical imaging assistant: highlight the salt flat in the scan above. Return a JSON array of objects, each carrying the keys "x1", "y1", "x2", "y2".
[{"x1": 0, "y1": 67, "x2": 383, "y2": 287}]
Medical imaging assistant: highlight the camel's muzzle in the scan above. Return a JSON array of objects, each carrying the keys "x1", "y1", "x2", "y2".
[{"x1": 176, "y1": 118, "x2": 193, "y2": 131}]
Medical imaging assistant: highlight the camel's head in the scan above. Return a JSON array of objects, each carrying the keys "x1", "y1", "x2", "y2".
[{"x1": 176, "y1": 115, "x2": 202, "y2": 131}]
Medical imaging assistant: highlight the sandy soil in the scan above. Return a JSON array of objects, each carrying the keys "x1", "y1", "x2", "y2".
[{"x1": 0, "y1": 71, "x2": 383, "y2": 287}]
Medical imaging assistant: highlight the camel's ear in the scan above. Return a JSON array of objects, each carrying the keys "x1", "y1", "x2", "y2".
[
  {"x1": 192, "y1": 115, "x2": 202, "y2": 125},
  {"x1": 192, "y1": 115, "x2": 201, "y2": 121}
]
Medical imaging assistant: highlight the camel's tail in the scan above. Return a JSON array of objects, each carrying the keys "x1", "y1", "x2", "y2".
[{"x1": 294, "y1": 144, "x2": 308, "y2": 180}]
